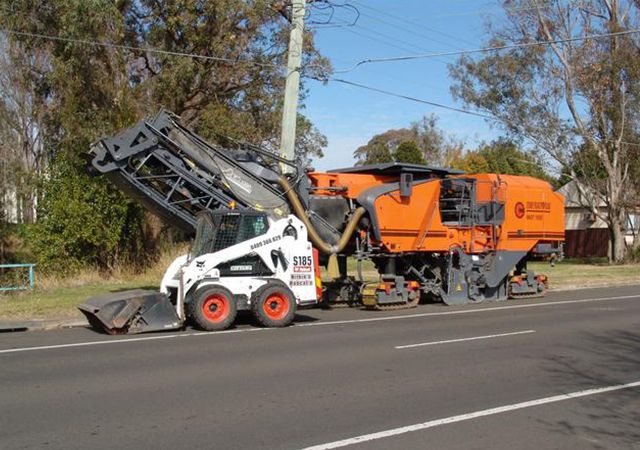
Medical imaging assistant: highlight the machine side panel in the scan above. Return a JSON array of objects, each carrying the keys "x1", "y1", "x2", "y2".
[
  {"x1": 359, "y1": 180, "x2": 454, "y2": 252},
  {"x1": 494, "y1": 175, "x2": 565, "y2": 252},
  {"x1": 358, "y1": 174, "x2": 564, "y2": 254}
]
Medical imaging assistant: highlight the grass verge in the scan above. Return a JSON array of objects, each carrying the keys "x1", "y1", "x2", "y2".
[{"x1": 0, "y1": 247, "x2": 186, "y2": 321}]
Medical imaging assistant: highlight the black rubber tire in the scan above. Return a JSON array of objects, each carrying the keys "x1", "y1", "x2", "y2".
[
  {"x1": 189, "y1": 285, "x2": 237, "y2": 331},
  {"x1": 252, "y1": 283, "x2": 297, "y2": 328}
]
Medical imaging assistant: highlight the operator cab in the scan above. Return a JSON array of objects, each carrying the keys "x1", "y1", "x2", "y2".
[{"x1": 190, "y1": 210, "x2": 270, "y2": 259}]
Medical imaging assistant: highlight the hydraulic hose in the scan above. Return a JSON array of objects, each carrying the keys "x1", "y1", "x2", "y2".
[{"x1": 278, "y1": 177, "x2": 366, "y2": 255}]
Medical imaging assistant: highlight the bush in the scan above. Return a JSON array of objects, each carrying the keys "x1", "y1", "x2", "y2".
[
  {"x1": 394, "y1": 141, "x2": 425, "y2": 165},
  {"x1": 28, "y1": 157, "x2": 148, "y2": 275}
]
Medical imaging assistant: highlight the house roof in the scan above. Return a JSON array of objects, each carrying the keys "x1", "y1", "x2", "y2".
[{"x1": 556, "y1": 180, "x2": 606, "y2": 208}]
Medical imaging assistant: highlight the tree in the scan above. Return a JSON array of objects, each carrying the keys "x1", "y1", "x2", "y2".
[
  {"x1": 120, "y1": 0, "x2": 330, "y2": 162},
  {"x1": 394, "y1": 140, "x2": 425, "y2": 164},
  {"x1": 353, "y1": 114, "x2": 463, "y2": 166},
  {"x1": 450, "y1": 0, "x2": 640, "y2": 262},
  {"x1": 487, "y1": 139, "x2": 548, "y2": 177},
  {"x1": 295, "y1": 114, "x2": 326, "y2": 167},
  {"x1": 0, "y1": 0, "x2": 331, "y2": 271},
  {"x1": 365, "y1": 141, "x2": 394, "y2": 164},
  {"x1": 353, "y1": 128, "x2": 414, "y2": 165},
  {"x1": 450, "y1": 151, "x2": 489, "y2": 174},
  {"x1": 451, "y1": 138, "x2": 552, "y2": 182},
  {"x1": 0, "y1": 36, "x2": 49, "y2": 225}
]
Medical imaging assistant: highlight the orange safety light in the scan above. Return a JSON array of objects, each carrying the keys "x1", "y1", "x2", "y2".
[{"x1": 312, "y1": 248, "x2": 323, "y2": 301}]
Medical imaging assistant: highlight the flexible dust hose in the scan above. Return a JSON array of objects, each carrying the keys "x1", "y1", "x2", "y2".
[{"x1": 278, "y1": 177, "x2": 366, "y2": 255}]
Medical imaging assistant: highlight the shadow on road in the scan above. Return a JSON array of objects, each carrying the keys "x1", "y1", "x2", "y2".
[
  {"x1": 540, "y1": 329, "x2": 640, "y2": 449},
  {"x1": 233, "y1": 310, "x2": 319, "y2": 326}
]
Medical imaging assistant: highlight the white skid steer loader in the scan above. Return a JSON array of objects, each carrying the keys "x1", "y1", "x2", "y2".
[{"x1": 78, "y1": 211, "x2": 321, "y2": 334}]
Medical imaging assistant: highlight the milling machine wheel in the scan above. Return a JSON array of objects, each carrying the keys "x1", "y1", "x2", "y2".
[
  {"x1": 252, "y1": 283, "x2": 297, "y2": 328},
  {"x1": 190, "y1": 285, "x2": 237, "y2": 331}
]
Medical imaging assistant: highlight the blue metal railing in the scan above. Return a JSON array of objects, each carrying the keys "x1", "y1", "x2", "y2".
[{"x1": 0, "y1": 263, "x2": 36, "y2": 292}]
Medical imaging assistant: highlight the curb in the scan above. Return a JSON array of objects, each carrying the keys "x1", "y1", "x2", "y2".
[
  {"x1": 551, "y1": 280, "x2": 640, "y2": 292},
  {"x1": 0, "y1": 318, "x2": 88, "y2": 333}
]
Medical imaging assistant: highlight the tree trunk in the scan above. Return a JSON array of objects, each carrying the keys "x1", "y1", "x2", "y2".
[{"x1": 609, "y1": 213, "x2": 627, "y2": 263}]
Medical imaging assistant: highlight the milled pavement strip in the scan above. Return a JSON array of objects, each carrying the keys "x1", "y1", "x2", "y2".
[
  {"x1": 296, "y1": 293, "x2": 640, "y2": 327},
  {"x1": 394, "y1": 330, "x2": 536, "y2": 349},
  {"x1": 0, "y1": 293, "x2": 638, "y2": 355},
  {"x1": 301, "y1": 380, "x2": 640, "y2": 450}
]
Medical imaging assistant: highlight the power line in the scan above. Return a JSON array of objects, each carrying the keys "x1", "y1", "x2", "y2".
[
  {"x1": 326, "y1": 21, "x2": 451, "y2": 66},
  {"x1": 329, "y1": 77, "x2": 640, "y2": 149},
  {"x1": 430, "y1": 3, "x2": 558, "y2": 19},
  {"x1": 1, "y1": 29, "x2": 283, "y2": 68},
  {"x1": 333, "y1": 29, "x2": 640, "y2": 73},
  {"x1": 337, "y1": 25, "x2": 426, "y2": 55},
  {"x1": 331, "y1": 78, "x2": 494, "y2": 119},
  {"x1": 349, "y1": 0, "x2": 475, "y2": 49},
  {"x1": 356, "y1": 10, "x2": 463, "y2": 51},
  {"x1": 352, "y1": 22, "x2": 437, "y2": 54}
]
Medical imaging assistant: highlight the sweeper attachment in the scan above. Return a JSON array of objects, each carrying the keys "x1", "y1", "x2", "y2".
[
  {"x1": 77, "y1": 290, "x2": 181, "y2": 335},
  {"x1": 78, "y1": 211, "x2": 320, "y2": 334}
]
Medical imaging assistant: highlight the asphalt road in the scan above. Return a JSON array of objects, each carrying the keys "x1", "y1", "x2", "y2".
[{"x1": 1, "y1": 284, "x2": 639, "y2": 450}]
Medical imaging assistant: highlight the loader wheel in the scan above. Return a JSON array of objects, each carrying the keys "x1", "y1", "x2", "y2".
[
  {"x1": 190, "y1": 286, "x2": 237, "y2": 331},
  {"x1": 253, "y1": 284, "x2": 297, "y2": 328}
]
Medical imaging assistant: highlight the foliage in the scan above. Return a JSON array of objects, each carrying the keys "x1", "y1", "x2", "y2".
[
  {"x1": 120, "y1": 0, "x2": 330, "y2": 164},
  {"x1": 0, "y1": 0, "x2": 330, "y2": 272},
  {"x1": 0, "y1": 35, "x2": 50, "y2": 226},
  {"x1": 295, "y1": 114, "x2": 327, "y2": 167},
  {"x1": 27, "y1": 157, "x2": 146, "y2": 273},
  {"x1": 451, "y1": 138, "x2": 551, "y2": 182},
  {"x1": 449, "y1": 0, "x2": 640, "y2": 262},
  {"x1": 354, "y1": 114, "x2": 462, "y2": 166},
  {"x1": 394, "y1": 140, "x2": 425, "y2": 165},
  {"x1": 366, "y1": 142, "x2": 394, "y2": 164}
]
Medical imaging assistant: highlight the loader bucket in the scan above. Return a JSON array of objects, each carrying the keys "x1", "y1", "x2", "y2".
[{"x1": 77, "y1": 290, "x2": 182, "y2": 335}]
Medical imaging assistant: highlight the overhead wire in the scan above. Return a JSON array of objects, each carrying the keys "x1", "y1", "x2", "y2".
[
  {"x1": 328, "y1": 78, "x2": 640, "y2": 149},
  {"x1": 330, "y1": 78, "x2": 494, "y2": 119},
  {"x1": 332, "y1": 28, "x2": 640, "y2": 73},
  {"x1": 355, "y1": 10, "x2": 465, "y2": 51},
  {"x1": 5, "y1": 3, "x2": 640, "y2": 150},
  {"x1": 1, "y1": 28, "x2": 284, "y2": 68},
  {"x1": 348, "y1": 0, "x2": 475, "y2": 49},
  {"x1": 430, "y1": 3, "x2": 559, "y2": 19},
  {"x1": 337, "y1": 24, "x2": 430, "y2": 55}
]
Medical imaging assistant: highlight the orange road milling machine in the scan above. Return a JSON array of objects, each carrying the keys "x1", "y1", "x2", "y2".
[{"x1": 80, "y1": 110, "x2": 564, "y2": 333}]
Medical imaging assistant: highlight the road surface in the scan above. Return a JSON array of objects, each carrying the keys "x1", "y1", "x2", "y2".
[{"x1": 1, "y1": 284, "x2": 639, "y2": 449}]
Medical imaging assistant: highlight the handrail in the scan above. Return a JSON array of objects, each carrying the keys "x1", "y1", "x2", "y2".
[{"x1": 0, "y1": 263, "x2": 36, "y2": 292}]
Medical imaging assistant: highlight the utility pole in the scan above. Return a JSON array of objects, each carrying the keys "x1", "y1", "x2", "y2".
[{"x1": 279, "y1": 0, "x2": 306, "y2": 174}]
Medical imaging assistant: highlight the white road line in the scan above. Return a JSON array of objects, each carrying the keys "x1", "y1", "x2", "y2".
[
  {"x1": 302, "y1": 380, "x2": 640, "y2": 450},
  {"x1": 0, "y1": 327, "x2": 268, "y2": 354},
  {"x1": 298, "y1": 293, "x2": 640, "y2": 327},
  {"x1": 0, "y1": 293, "x2": 638, "y2": 355},
  {"x1": 395, "y1": 330, "x2": 536, "y2": 349}
]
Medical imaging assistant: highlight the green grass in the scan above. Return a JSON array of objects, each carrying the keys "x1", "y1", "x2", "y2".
[
  {"x1": 336, "y1": 258, "x2": 640, "y2": 289},
  {"x1": 0, "y1": 273, "x2": 159, "y2": 320},
  {"x1": 529, "y1": 260, "x2": 640, "y2": 288},
  {"x1": 0, "y1": 246, "x2": 186, "y2": 321},
  {"x1": 1, "y1": 258, "x2": 638, "y2": 320}
]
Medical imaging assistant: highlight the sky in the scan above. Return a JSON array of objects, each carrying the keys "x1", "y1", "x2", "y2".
[{"x1": 302, "y1": 0, "x2": 506, "y2": 170}]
